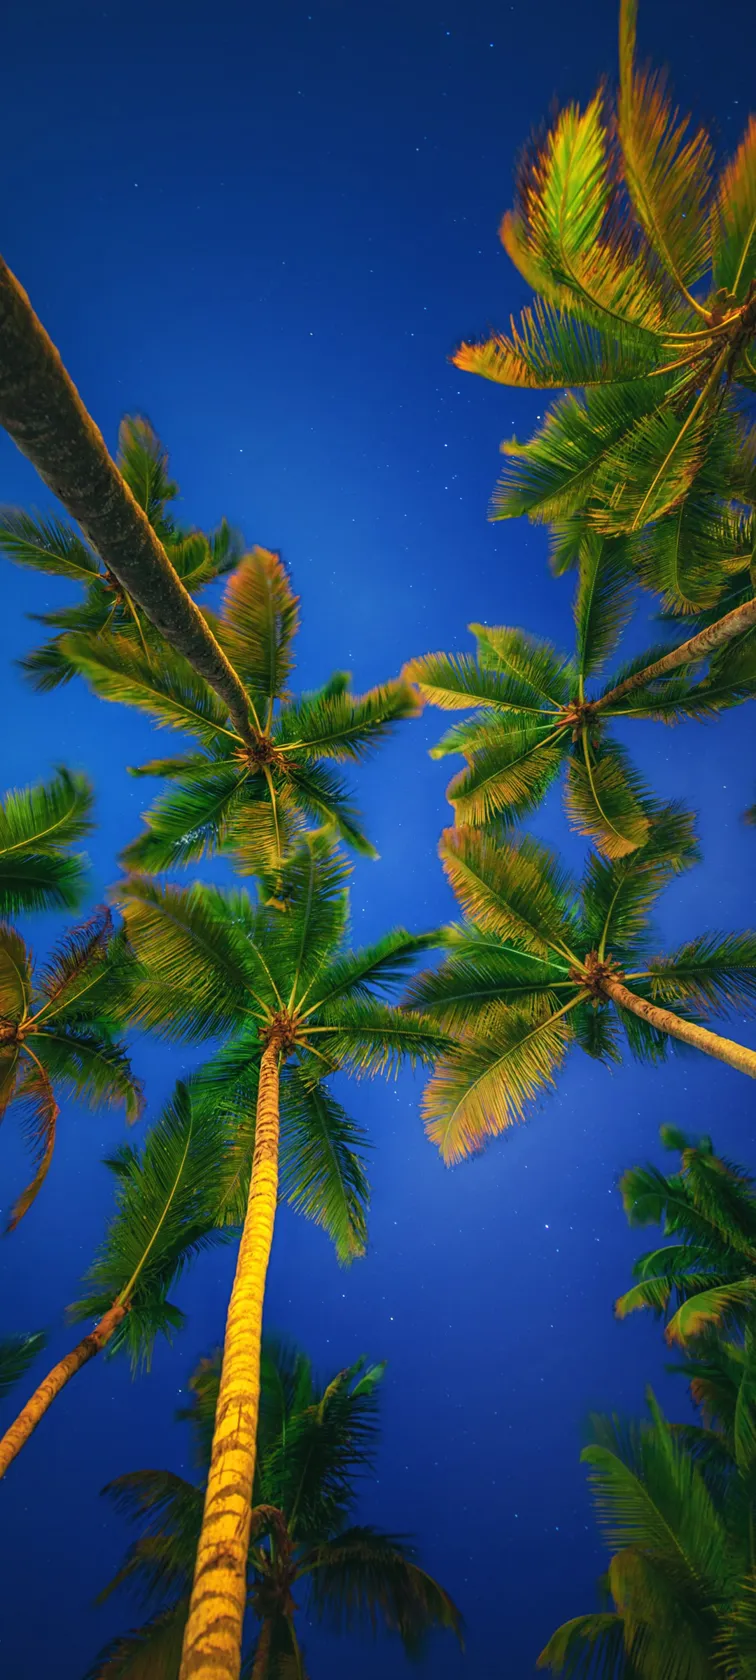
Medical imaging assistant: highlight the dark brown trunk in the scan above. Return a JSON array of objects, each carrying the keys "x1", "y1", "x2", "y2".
[{"x1": 0, "y1": 256, "x2": 253, "y2": 743}]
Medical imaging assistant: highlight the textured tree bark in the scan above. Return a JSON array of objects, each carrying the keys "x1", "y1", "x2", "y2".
[
  {"x1": 602, "y1": 975, "x2": 756, "y2": 1078},
  {"x1": 179, "y1": 1040, "x2": 281, "y2": 1680},
  {"x1": 0, "y1": 1302, "x2": 126, "y2": 1477},
  {"x1": 0, "y1": 255, "x2": 253, "y2": 743},
  {"x1": 595, "y1": 595, "x2": 756, "y2": 710},
  {"x1": 249, "y1": 1619, "x2": 273, "y2": 1680}
]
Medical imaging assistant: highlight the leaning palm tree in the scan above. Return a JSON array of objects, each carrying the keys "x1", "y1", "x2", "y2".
[
  {"x1": 408, "y1": 809, "x2": 756, "y2": 1163},
  {"x1": 0, "y1": 1082, "x2": 228, "y2": 1478},
  {"x1": 0, "y1": 906, "x2": 141, "y2": 1228},
  {"x1": 614, "y1": 1125, "x2": 756, "y2": 1346},
  {"x1": 0, "y1": 766, "x2": 93, "y2": 913},
  {"x1": 117, "y1": 830, "x2": 448, "y2": 1680},
  {"x1": 64, "y1": 545, "x2": 417, "y2": 873},
  {"x1": 86, "y1": 1337, "x2": 463, "y2": 1679},
  {"x1": 0, "y1": 416, "x2": 241, "y2": 690},
  {"x1": 453, "y1": 0, "x2": 756, "y2": 610},
  {"x1": 538, "y1": 1380, "x2": 756, "y2": 1678},
  {"x1": 405, "y1": 543, "x2": 756, "y2": 857}
]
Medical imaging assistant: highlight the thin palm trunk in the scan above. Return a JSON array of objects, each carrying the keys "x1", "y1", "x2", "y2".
[
  {"x1": 602, "y1": 975, "x2": 756, "y2": 1078},
  {"x1": 593, "y1": 595, "x2": 756, "y2": 711},
  {"x1": 0, "y1": 255, "x2": 253, "y2": 744},
  {"x1": 0, "y1": 1302, "x2": 126, "y2": 1477},
  {"x1": 178, "y1": 1040, "x2": 282, "y2": 1680},
  {"x1": 250, "y1": 1619, "x2": 273, "y2": 1680}
]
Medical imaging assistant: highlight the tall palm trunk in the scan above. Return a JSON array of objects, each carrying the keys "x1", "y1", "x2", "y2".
[
  {"x1": 0, "y1": 1302, "x2": 126, "y2": 1477},
  {"x1": 179, "y1": 1040, "x2": 282, "y2": 1680},
  {"x1": 0, "y1": 255, "x2": 253, "y2": 744},
  {"x1": 602, "y1": 975, "x2": 756, "y2": 1078},
  {"x1": 250, "y1": 1619, "x2": 273, "y2": 1680},
  {"x1": 593, "y1": 595, "x2": 756, "y2": 711}
]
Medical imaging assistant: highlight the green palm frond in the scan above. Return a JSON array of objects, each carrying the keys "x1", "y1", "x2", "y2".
[
  {"x1": 439, "y1": 826, "x2": 578, "y2": 958},
  {"x1": 312, "y1": 998, "x2": 449, "y2": 1079},
  {"x1": 537, "y1": 1610, "x2": 628, "y2": 1676},
  {"x1": 574, "y1": 536, "x2": 635, "y2": 681},
  {"x1": 120, "y1": 763, "x2": 256, "y2": 873},
  {"x1": 564, "y1": 741, "x2": 651, "y2": 859},
  {"x1": 454, "y1": 300, "x2": 658, "y2": 390},
  {"x1": 279, "y1": 1070, "x2": 369, "y2": 1263},
  {"x1": 406, "y1": 930, "x2": 567, "y2": 1031},
  {"x1": 646, "y1": 933, "x2": 756, "y2": 1016},
  {"x1": 0, "y1": 767, "x2": 93, "y2": 914},
  {"x1": 64, "y1": 633, "x2": 231, "y2": 746},
  {"x1": 309, "y1": 928, "x2": 440, "y2": 1013},
  {"x1": 71, "y1": 1083, "x2": 227, "y2": 1369},
  {"x1": 257, "y1": 831, "x2": 352, "y2": 1001},
  {"x1": 117, "y1": 876, "x2": 265, "y2": 1040},
  {"x1": 277, "y1": 757, "x2": 376, "y2": 859},
  {"x1": 666, "y1": 1282, "x2": 756, "y2": 1348},
  {"x1": 580, "y1": 802, "x2": 700, "y2": 960},
  {"x1": 712, "y1": 115, "x2": 756, "y2": 302},
  {"x1": 421, "y1": 998, "x2": 576, "y2": 1164},
  {"x1": 0, "y1": 509, "x2": 99, "y2": 579},
  {"x1": 83, "y1": 1602, "x2": 188, "y2": 1680},
  {"x1": 493, "y1": 381, "x2": 670, "y2": 525},
  {"x1": 216, "y1": 547, "x2": 299, "y2": 706},
  {"x1": 5, "y1": 1056, "x2": 59, "y2": 1231},
  {"x1": 0, "y1": 1331, "x2": 47, "y2": 1401},
  {"x1": 446, "y1": 718, "x2": 568, "y2": 828},
  {"x1": 302, "y1": 1526, "x2": 463, "y2": 1655},
  {"x1": 276, "y1": 680, "x2": 419, "y2": 761},
  {"x1": 117, "y1": 417, "x2": 178, "y2": 538}
]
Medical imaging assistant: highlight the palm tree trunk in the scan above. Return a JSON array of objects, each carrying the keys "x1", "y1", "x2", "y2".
[
  {"x1": 594, "y1": 596, "x2": 756, "y2": 711},
  {"x1": 0, "y1": 1302, "x2": 126, "y2": 1477},
  {"x1": 0, "y1": 255, "x2": 253, "y2": 744},
  {"x1": 602, "y1": 975, "x2": 756, "y2": 1077},
  {"x1": 178, "y1": 1040, "x2": 282, "y2": 1680},
  {"x1": 250, "y1": 1620, "x2": 273, "y2": 1680}
]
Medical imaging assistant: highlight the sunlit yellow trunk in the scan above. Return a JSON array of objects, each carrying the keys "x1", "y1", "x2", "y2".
[
  {"x1": 0, "y1": 1302, "x2": 125, "y2": 1478},
  {"x1": 178, "y1": 1040, "x2": 281, "y2": 1680},
  {"x1": 603, "y1": 976, "x2": 756, "y2": 1078}
]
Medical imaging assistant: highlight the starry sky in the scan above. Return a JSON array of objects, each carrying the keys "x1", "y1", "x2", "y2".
[{"x1": 0, "y1": 0, "x2": 754, "y2": 1675}]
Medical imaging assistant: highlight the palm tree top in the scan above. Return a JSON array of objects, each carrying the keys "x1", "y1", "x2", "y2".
[
  {"x1": 66, "y1": 545, "x2": 418, "y2": 874},
  {"x1": 451, "y1": 0, "x2": 756, "y2": 579},
  {"x1": 0, "y1": 766, "x2": 94, "y2": 915},
  {"x1": 88, "y1": 1336, "x2": 463, "y2": 1678},
  {"x1": 409, "y1": 812, "x2": 756, "y2": 1162}
]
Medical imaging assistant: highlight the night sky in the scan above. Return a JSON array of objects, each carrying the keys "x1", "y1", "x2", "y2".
[{"x1": 1, "y1": 1, "x2": 754, "y2": 1675}]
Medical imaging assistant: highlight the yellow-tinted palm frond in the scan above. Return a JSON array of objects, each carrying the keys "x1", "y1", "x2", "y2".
[
  {"x1": 592, "y1": 400, "x2": 710, "y2": 534},
  {"x1": 439, "y1": 827, "x2": 577, "y2": 959},
  {"x1": 564, "y1": 742, "x2": 651, "y2": 859},
  {"x1": 713, "y1": 115, "x2": 756, "y2": 302},
  {"x1": 452, "y1": 302, "x2": 657, "y2": 390},
  {"x1": 422, "y1": 999, "x2": 576, "y2": 1164},
  {"x1": 493, "y1": 380, "x2": 669, "y2": 525},
  {"x1": 446, "y1": 724, "x2": 567, "y2": 828},
  {"x1": 217, "y1": 547, "x2": 299, "y2": 707},
  {"x1": 618, "y1": 0, "x2": 714, "y2": 304}
]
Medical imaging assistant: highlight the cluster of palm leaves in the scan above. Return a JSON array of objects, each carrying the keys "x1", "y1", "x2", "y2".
[
  {"x1": 540, "y1": 1127, "x2": 756, "y2": 1677},
  {"x1": 85, "y1": 1336, "x2": 462, "y2": 1678}
]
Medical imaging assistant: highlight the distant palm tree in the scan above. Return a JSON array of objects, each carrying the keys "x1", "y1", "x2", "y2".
[
  {"x1": 538, "y1": 1376, "x2": 756, "y2": 1678},
  {"x1": 615, "y1": 1124, "x2": 756, "y2": 1345},
  {"x1": 0, "y1": 767, "x2": 93, "y2": 913},
  {"x1": 452, "y1": 0, "x2": 756, "y2": 601},
  {"x1": 86, "y1": 1337, "x2": 463, "y2": 1679},
  {"x1": 0, "y1": 416, "x2": 241, "y2": 689},
  {"x1": 0, "y1": 907, "x2": 141, "y2": 1228},
  {"x1": 117, "y1": 830, "x2": 447, "y2": 1680},
  {"x1": 64, "y1": 545, "x2": 417, "y2": 875},
  {"x1": 408, "y1": 811, "x2": 756, "y2": 1163},
  {"x1": 406, "y1": 546, "x2": 756, "y2": 856},
  {"x1": 0, "y1": 1333, "x2": 46, "y2": 1401},
  {"x1": 0, "y1": 1083, "x2": 227, "y2": 1478}
]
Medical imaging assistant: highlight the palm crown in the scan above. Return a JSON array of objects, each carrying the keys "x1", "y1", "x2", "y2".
[
  {"x1": 408, "y1": 813, "x2": 756, "y2": 1162},
  {"x1": 87, "y1": 1337, "x2": 463, "y2": 1679},
  {"x1": 614, "y1": 1124, "x2": 756, "y2": 1348},
  {"x1": 452, "y1": 0, "x2": 756, "y2": 611},
  {"x1": 67, "y1": 545, "x2": 417, "y2": 875},
  {"x1": 0, "y1": 767, "x2": 94, "y2": 915},
  {"x1": 118, "y1": 831, "x2": 446, "y2": 1260},
  {"x1": 406, "y1": 541, "x2": 756, "y2": 858},
  {"x1": 0, "y1": 416, "x2": 241, "y2": 690},
  {"x1": 0, "y1": 907, "x2": 141, "y2": 1229}
]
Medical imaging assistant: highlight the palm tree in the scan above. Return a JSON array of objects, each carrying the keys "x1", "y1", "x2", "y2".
[
  {"x1": 408, "y1": 810, "x2": 756, "y2": 1163},
  {"x1": 452, "y1": 0, "x2": 756, "y2": 587},
  {"x1": 405, "y1": 544, "x2": 756, "y2": 857},
  {"x1": 0, "y1": 1082, "x2": 228, "y2": 1478},
  {"x1": 65, "y1": 546, "x2": 417, "y2": 873},
  {"x1": 116, "y1": 830, "x2": 448, "y2": 1680},
  {"x1": 0, "y1": 906, "x2": 141, "y2": 1228},
  {"x1": 86, "y1": 1337, "x2": 463, "y2": 1679},
  {"x1": 0, "y1": 416, "x2": 241, "y2": 690},
  {"x1": 538, "y1": 1378, "x2": 756, "y2": 1677},
  {"x1": 614, "y1": 1125, "x2": 756, "y2": 1345},
  {"x1": 0, "y1": 766, "x2": 93, "y2": 913},
  {"x1": 0, "y1": 257, "x2": 254, "y2": 737}
]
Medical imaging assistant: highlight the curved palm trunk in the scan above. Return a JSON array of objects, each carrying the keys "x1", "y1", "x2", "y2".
[
  {"x1": 602, "y1": 975, "x2": 756, "y2": 1078},
  {"x1": 594, "y1": 596, "x2": 756, "y2": 711},
  {"x1": 250, "y1": 1619, "x2": 273, "y2": 1680},
  {"x1": 179, "y1": 1040, "x2": 281, "y2": 1680},
  {"x1": 0, "y1": 1302, "x2": 126, "y2": 1477},
  {"x1": 0, "y1": 256, "x2": 253, "y2": 744}
]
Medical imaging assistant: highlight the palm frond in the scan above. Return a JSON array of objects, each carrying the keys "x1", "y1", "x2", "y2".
[
  {"x1": 454, "y1": 300, "x2": 657, "y2": 389},
  {"x1": 261, "y1": 831, "x2": 351, "y2": 1005},
  {"x1": 218, "y1": 548, "x2": 299, "y2": 704},
  {"x1": 64, "y1": 632, "x2": 231, "y2": 747},
  {"x1": 712, "y1": 115, "x2": 756, "y2": 301},
  {"x1": 439, "y1": 826, "x2": 578, "y2": 958},
  {"x1": 117, "y1": 417, "x2": 178, "y2": 538},
  {"x1": 97, "y1": 1470, "x2": 201, "y2": 1607},
  {"x1": 83, "y1": 1602, "x2": 188, "y2": 1680},
  {"x1": 276, "y1": 680, "x2": 418, "y2": 762},
  {"x1": 493, "y1": 381, "x2": 669, "y2": 525},
  {"x1": 0, "y1": 767, "x2": 93, "y2": 913},
  {"x1": 6, "y1": 1056, "x2": 59, "y2": 1231},
  {"x1": 279, "y1": 1070, "x2": 369, "y2": 1264},
  {"x1": 0, "y1": 508, "x2": 99, "y2": 579},
  {"x1": 121, "y1": 763, "x2": 254, "y2": 873},
  {"x1": 422, "y1": 998, "x2": 576, "y2": 1164},
  {"x1": 666, "y1": 1282, "x2": 756, "y2": 1348},
  {"x1": 117, "y1": 877, "x2": 261, "y2": 1041},
  {"x1": 646, "y1": 933, "x2": 756, "y2": 1017},
  {"x1": 277, "y1": 758, "x2": 376, "y2": 859},
  {"x1": 0, "y1": 1331, "x2": 47, "y2": 1400},
  {"x1": 580, "y1": 802, "x2": 700, "y2": 961},
  {"x1": 406, "y1": 928, "x2": 568, "y2": 1031},
  {"x1": 312, "y1": 999, "x2": 449, "y2": 1080},
  {"x1": 564, "y1": 741, "x2": 650, "y2": 858},
  {"x1": 537, "y1": 1611, "x2": 627, "y2": 1676},
  {"x1": 303, "y1": 1526, "x2": 463, "y2": 1655},
  {"x1": 310, "y1": 929, "x2": 441, "y2": 1013},
  {"x1": 446, "y1": 719, "x2": 568, "y2": 828},
  {"x1": 574, "y1": 536, "x2": 635, "y2": 680},
  {"x1": 0, "y1": 923, "x2": 32, "y2": 1021}
]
